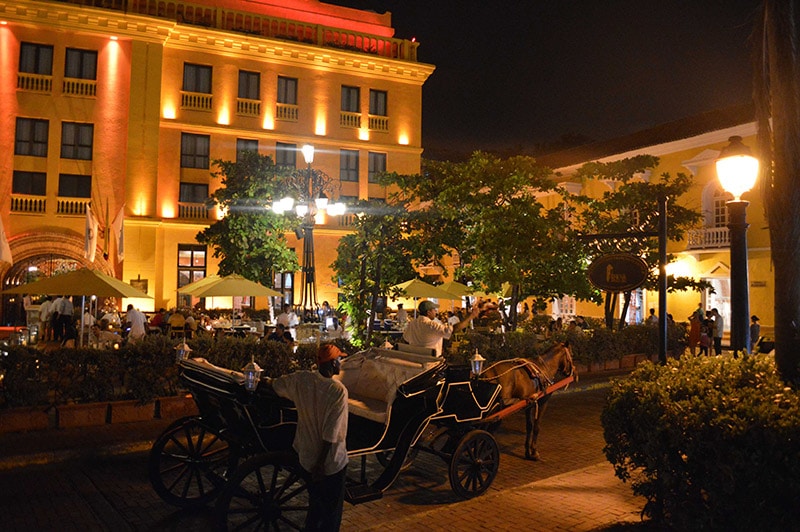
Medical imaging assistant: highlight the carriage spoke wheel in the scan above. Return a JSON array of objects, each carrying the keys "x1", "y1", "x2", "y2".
[
  {"x1": 148, "y1": 416, "x2": 237, "y2": 508},
  {"x1": 216, "y1": 453, "x2": 310, "y2": 531},
  {"x1": 448, "y1": 429, "x2": 499, "y2": 499}
]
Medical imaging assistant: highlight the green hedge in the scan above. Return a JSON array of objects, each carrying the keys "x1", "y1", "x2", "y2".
[
  {"x1": 602, "y1": 354, "x2": 800, "y2": 530},
  {"x1": 0, "y1": 335, "x2": 350, "y2": 407}
]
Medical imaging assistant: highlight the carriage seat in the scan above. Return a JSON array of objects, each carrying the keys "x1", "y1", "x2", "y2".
[
  {"x1": 181, "y1": 357, "x2": 246, "y2": 386},
  {"x1": 337, "y1": 348, "x2": 439, "y2": 424}
]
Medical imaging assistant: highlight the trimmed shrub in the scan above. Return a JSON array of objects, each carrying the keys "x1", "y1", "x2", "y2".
[
  {"x1": 0, "y1": 345, "x2": 49, "y2": 407},
  {"x1": 602, "y1": 354, "x2": 800, "y2": 530}
]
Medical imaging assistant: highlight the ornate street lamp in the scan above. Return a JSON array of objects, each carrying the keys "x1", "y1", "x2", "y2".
[
  {"x1": 715, "y1": 135, "x2": 759, "y2": 355},
  {"x1": 271, "y1": 144, "x2": 346, "y2": 312}
]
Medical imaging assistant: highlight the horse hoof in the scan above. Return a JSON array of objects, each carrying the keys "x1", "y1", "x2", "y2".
[{"x1": 525, "y1": 451, "x2": 540, "y2": 461}]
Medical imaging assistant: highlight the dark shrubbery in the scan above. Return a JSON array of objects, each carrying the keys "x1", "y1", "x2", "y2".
[
  {"x1": 602, "y1": 354, "x2": 800, "y2": 530},
  {"x1": 0, "y1": 335, "x2": 350, "y2": 408}
]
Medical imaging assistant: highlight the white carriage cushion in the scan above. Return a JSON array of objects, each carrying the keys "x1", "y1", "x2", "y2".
[
  {"x1": 347, "y1": 396, "x2": 388, "y2": 424},
  {"x1": 345, "y1": 356, "x2": 431, "y2": 424}
]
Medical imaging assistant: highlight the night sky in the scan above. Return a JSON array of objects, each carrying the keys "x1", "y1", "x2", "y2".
[{"x1": 325, "y1": 0, "x2": 763, "y2": 158}]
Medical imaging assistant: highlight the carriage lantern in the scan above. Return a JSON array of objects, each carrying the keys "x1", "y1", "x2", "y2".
[
  {"x1": 242, "y1": 356, "x2": 263, "y2": 392},
  {"x1": 174, "y1": 342, "x2": 192, "y2": 363},
  {"x1": 470, "y1": 350, "x2": 486, "y2": 378}
]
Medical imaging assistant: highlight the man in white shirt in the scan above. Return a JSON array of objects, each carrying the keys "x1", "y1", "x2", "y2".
[
  {"x1": 125, "y1": 304, "x2": 147, "y2": 341},
  {"x1": 402, "y1": 301, "x2": 479, "y2": 357},
  {"x1": 270, "y1": 344, "x2": 348, "y2": 531},
  {"x1": 395, "y1": 304, "x2": 408, "y2": 327}
]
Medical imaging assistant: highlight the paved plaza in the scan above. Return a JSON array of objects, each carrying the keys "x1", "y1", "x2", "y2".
[{"x1": 0, "y1": 371, "x2": 651, "y2": 531}]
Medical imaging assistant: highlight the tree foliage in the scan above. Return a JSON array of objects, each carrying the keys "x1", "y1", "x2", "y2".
[
  {"x1": 196, "y1": 152, "x2": 298, "y2": 287},
  {"x1": 332, "y1": 200, "x2": 417, "y2": 345},
  {"x1": 571, "y1": 156, "x2": 709, "y2": 328}
]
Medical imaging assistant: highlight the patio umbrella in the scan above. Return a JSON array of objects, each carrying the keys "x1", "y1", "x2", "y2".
[
  {"x1": 179, "y1": 274, "x2": 282, "y2": 298},
  {"x1": 439, "y1": 281, "x2": 473, "y2": 298},
  {"x1": 2, "y1": 267, "x2": 151, "y2": 299},
  {"x1": 390, "y1": 279, "x2": 460, "y2": 301}
]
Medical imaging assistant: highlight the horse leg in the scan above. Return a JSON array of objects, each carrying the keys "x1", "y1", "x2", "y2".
[
  {"x1": 526, "y1": 396, "x2": 551, "y2": 461},
  {"x1": 524, "y1": 405, "x2": 538, "y2": 460}
]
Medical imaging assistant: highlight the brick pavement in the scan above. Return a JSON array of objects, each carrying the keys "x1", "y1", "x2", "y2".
[{"x1": 0, "y1": 369, "x2": 651, "y2": 531}]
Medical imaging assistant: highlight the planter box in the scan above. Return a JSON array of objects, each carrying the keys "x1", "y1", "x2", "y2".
[
  {"x1": 57, "y1": 402, "x2": 110, "y2": 429},
  {"x1": 604, "y1": 359, "x2": 621, "y2": 371},
  {"x1": 110, "y1": 400, "x2": 155, "y2": 424},
  {"x1": 634, "y1": 354, "x2": 650, "y2": 365},
  {"x1": 156, "y1": 395, "x2": 198, "y2": 420},
  {"x1": 590, "y1": 361, "x2": 604, "y2": 373},
  {"x1": 0, "y1": 406, "x2": 52, "y2": 433},
  {"x1": 620, "y1": 354, "x2": 638, "y2": 369},
  {"x1": 574, "y1": 363, "x2": 589, "y2": 375}
]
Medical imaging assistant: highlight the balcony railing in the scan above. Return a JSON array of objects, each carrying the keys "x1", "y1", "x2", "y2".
[
  {"x1": 340, "y1": 111, "x2": 361, "y2": 129},
  {"x1": 276, "y1": 103, "x2": 298, "y2": 122},
  {"x1": 57, "y1": 198, "x2": 90, "y2": 216},
  {"x1": 17, "y1": 73, "x2": 52, "y2": 93},
  {"x1": 181, "y1": 91, "x2": 213, "y2": 111},
  {"x1": 178, "y1": 202, "x2": 211, "y2": 220},
  {"x1": 11, "y1": 195, "x2": 47, "y2": 214},
  {"x1": 368, "y1": 115, "x2": 389, "y2": 132},
  {"x1": 687, "y1": 227, "x2": 730, "y2": 249},
  {"x1": 236, "y1": 98, "x2": 261, "y2": 117},
  {"x1": 63, "y1": 78, "x2": 97, "y2": 97}
]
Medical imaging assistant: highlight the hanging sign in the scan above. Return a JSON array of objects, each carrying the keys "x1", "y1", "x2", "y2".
[{"x1": 587, "y1": 253, "x2": 649, "y2": 292}]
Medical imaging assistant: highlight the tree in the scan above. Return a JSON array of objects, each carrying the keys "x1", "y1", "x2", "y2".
[
  {"x1": 383, "y1": 152, "x2": 597, "y2": 330},
  {"x1": 196, "y1": 152, "x2": 298, "y2": 287},
  {"x1": 571, "y1": 156, "x2": 710, "y2": 329},
  {"x1": 332, "y1": 200, "x2": 417, "y2": 345},
  {"x1": 755, "y1": 0, "x2": 800, "y2": 384}
]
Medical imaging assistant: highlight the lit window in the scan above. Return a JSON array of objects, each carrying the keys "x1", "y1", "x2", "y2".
[
  {"x1": 278, "y1": 76, "x2": 298, "y2": 105},
  {"x1": 341, "y1": 86, "x2": 360, "y2": 112},
  {"x1": 179, "y1": 183, "x2": 209, "y2": 203},
  {"x1": 369, "y1": 89, "x2": 387, "y2": 116},
  {"x1": 177, "y1": 244, "x2": 206, "y2": 307}
]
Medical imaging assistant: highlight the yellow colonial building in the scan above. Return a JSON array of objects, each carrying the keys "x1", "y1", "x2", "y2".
[
  {"x1": 542, "y1": 104, "x2": 772, "y2": 337},
  {"x1": 0, "y1": 0, "x2": 433, "y2": 322}
]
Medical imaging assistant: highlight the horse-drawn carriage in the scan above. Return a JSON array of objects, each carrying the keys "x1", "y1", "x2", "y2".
[{"x1": 148, "y1": 343, "x2": 575, "y2": 530}]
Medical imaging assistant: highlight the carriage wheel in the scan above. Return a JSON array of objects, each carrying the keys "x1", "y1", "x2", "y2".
[
  {"x1": 148, "y1": 416, "x2": 238, "y2": 508},
  {"x1": 215, "y1": 453, "x2": 310, "y2": 531},
  {"x1": 448, "y1": 429, "x2": 500, "y2": 499}
]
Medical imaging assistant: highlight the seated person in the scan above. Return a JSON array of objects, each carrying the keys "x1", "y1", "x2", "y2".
[
  {"x1": 90, "y1": 324, "x2": 122, "y2": 348},
  {"x1": 266, "y1": 323, "x2": 294, "y2": 345},
  {"x1": 150, "y1": 308, "x2": 166, "y2": 332},
  {"x1": 167, "y1": 310, "x2": 186, "y2": 332}
]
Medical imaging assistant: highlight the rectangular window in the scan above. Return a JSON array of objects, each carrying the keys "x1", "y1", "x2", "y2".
[
  {"x1": 180, "y1": 133, "x2": 210, "y2": 169},
  {"x1": 368, "y1": 152, "x2": 387, "y2": 183},
  {"x1": 277, "y1": 76, "x2": 298, "y2": 105},
  {"x1": 64, "y1": 48, "x2": 97, "y2": 80},
  {"x1": 238, "y1": 70, "x2": 260, "y2": 100},
  {"x1": 276, "y1": 142, "x2": 297, "y2": 168},
  {"x1": 341, "y1": 85, "x2": 360, "y2": 112},
  {"x1": 19, "y1": 42, "x2": 53, "y2": 75},
  {"x1": 183, "y1": 63, "x2": 212, "y2": 93},
  {"x1": 60, "y1": 122, "x2": 93, "y2": 160},
  {"x1": 236, "y1": 138, "x2": 258, "y2": 161},
  {"x1": 369, "y1": 89, "x2": 387, "y2": 116},
  {"x1": 340, "y1": 149, "x2": 359, "y2": 182},
  {"x1": 179, "y1": 183, "x2": 209, "y2": 203},
  {"x1": 15, "y1": 118, "x2": 49, "y2": 157},
  {"x1": 12, "y1": 170, "x2": 47, "y2": 195},
  {"x1": 58, "y1": 173, "x2": 91, "y2": 198},
  {"x1": 177, "y1": 244, "x2": 206, "y2": 306}
]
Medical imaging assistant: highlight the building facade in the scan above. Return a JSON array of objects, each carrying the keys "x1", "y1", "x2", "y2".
[
  {"x1": 0, "y1": 0, "x2": 434, "y2": 322},
  {"x1": 543, "y1": 106, "x2": 772, "y2": 338}
]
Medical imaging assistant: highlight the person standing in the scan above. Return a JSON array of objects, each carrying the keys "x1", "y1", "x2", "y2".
[
  {"x1": 395, "y1": 303, "x2": 408, "y2": 328},
  {"x1": 403, "y1": 301, "x2": 479, "y2": 357},
  {"x1": 646, "y1": 308, "x2": 658, "y2": 325},
  {"x1": 38, "y1": 296, "x2": 53, "y2": 342},
  {"x1": 57, "y1": 296, "x2": 75, "y2": 346},
  {"x1": 687, "y1": 312, "x2": 701, "y2": 355},
  {"x1": 125, "y1": 304, "x2": 147, "y2": 341},
  {"x1": 750, "y1": 315, "x2": 761, "y2": 354},
  {"x1": 269, "y1": 344, "x2": 349, "y2": 531},
  {"x1": 710, "y1": 308, "x2": 724, "y2": 356}
]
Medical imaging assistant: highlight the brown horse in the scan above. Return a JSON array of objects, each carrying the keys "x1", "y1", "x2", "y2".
[{"x1": 480, "y1": 342, "x2": 576, "y2": 460}]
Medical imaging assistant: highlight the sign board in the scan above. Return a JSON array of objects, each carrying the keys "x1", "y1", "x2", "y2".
[
  {"x1": 130, "y1": 278, "x2": 148, "y2": 293},
  {"x1": 587, "y1": 253, "x2": 649, "y2": 292}
]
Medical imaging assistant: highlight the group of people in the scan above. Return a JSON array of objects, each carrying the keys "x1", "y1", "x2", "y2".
[{"x1": 687, "y1": 304, "x2": 726, "y2": 356}]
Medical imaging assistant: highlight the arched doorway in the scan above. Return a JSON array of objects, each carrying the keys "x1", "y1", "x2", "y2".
[{"x1": 0, "y1": 231, "x2": 114, "y2": 325}]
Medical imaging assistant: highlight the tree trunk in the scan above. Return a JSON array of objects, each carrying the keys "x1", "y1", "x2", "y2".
[
  {"x1": 507, "y1": 284, "x2": 520, "y2": 331},
  {"x1": 755, "y1": 0, "x2": 800, "y2": 384}
]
